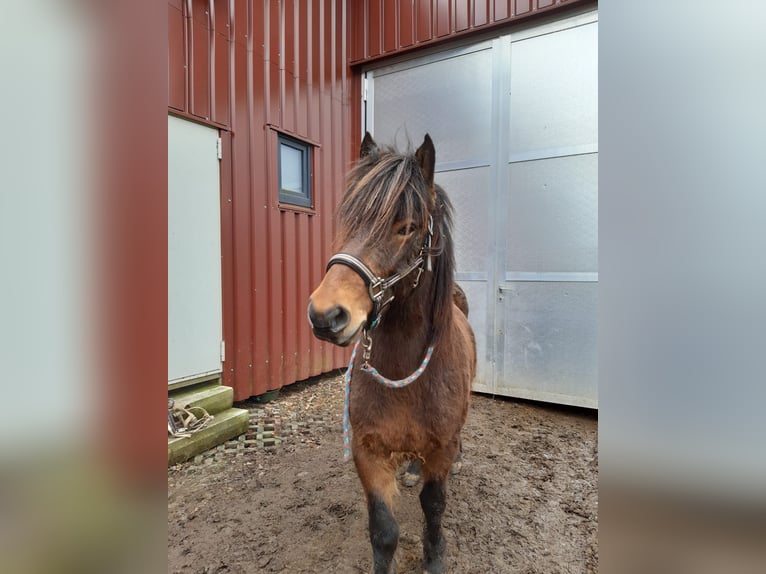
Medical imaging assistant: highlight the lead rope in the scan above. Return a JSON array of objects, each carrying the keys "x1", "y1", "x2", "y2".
[{"x1": 342, "y1": 338, "x2": 435, "y2": 461}]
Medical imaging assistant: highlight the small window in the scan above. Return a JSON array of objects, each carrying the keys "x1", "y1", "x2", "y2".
[{"x1": 278, "y1": 134, "x2": 312, "y2": 208}]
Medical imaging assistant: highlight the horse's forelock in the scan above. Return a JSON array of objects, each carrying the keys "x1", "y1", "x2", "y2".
[{"x1": 337, "y1": 150, "x2": 431, "y2": 251}]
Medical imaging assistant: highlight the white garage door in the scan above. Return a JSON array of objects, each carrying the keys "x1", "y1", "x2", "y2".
[
  {"x1": 168, "y1": 115, "x2": 223, "y2": 386},
  {"x1": 365, "y1": 10, "x2": 598, "y2": 407}
]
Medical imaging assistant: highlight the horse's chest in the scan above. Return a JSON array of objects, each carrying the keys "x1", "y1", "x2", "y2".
[{"x1": 349, "y1": 383, "x2": 447, "y2": 453}]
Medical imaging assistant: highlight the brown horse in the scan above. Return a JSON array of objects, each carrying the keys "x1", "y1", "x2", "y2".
[{"x1": 308, "y1": 133, "x2": 476, "y2": 573}]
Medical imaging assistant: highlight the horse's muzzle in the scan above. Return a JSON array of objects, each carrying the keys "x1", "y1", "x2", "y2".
[{"x1": 307, "y1": 301, "x2": 355, "y2": 346}]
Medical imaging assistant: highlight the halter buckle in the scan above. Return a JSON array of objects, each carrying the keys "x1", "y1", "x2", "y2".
[{"x1": 368, "y1": 279, "x2": 385, "y2": 303}]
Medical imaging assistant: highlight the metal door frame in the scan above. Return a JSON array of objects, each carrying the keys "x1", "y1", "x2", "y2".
[{"x1": 362, "y1": 9, "x2": 598, "y2": 406}]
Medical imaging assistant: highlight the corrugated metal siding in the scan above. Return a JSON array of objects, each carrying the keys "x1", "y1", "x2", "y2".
[
  {"x1": 168, "y1": 0, "x2": 352, "y2": 400},
  {"x1": 168, "y1": 0, "x2": 232, "y2": 125},
  {"x1": 349, "y1": 0, "x2": 591, "y2": 64}
]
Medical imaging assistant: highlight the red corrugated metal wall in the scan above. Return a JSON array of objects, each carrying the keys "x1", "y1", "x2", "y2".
[
  {"x1": 348, "y1": 0, "x2": 590, "y2": 64},
  {"x1": 168, "y1": 0, "x2": 353, "y2": 400}
]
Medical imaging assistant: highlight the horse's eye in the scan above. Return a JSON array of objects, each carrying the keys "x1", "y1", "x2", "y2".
[{"x1": 396, "y1": 223, "x2": 417, "y2": 236}]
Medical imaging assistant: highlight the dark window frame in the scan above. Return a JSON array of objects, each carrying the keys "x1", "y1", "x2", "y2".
[{"x1": 277, "y1": 133, "x2": 312, "y2": 209}]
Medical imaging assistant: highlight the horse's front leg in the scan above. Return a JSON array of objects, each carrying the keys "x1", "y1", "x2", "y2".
[
  {"x1": 354, "y1": 446, "x2": 400, "y2": 574},
  {"x1": 420, "y1": 478, "x2": 447, "y2": 573},
  {"x1": 420, "y1": 441, "x2": 458, "y2": 574}
]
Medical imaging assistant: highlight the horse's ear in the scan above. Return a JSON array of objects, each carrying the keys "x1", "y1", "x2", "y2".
[
  {"x1": 360, "y1": 131, "x2": 378, "y2": 159},
  {"x1": 415, "y1": 133, "x2": 435, "y2": 192}
]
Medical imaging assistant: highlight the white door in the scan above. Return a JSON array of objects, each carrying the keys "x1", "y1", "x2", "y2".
[
  {"x1": 497, "y1": 15, "x2": 598, "y2": 408},
  {"x1": 168, "y1": 115, "x2": 223, "y2": 385}
]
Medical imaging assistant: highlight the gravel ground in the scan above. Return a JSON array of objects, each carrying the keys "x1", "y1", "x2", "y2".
[{"x1": 168, "y1": 372, "x2": 598, "y2": 573}]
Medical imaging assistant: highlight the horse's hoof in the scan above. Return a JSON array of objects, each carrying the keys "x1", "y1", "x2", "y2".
[
  {"x1": 371, "y1": 561, "x2": 397, "y2": 574},
  {"x1": 423, "y1": 561, "x2": 445, "y2": 574},
  {"x1": 450, "y1": 460, "x2": 463, "y2": 475},
  {"x1": 402, "y1": 471, "x2": 421, "y2": 487}
]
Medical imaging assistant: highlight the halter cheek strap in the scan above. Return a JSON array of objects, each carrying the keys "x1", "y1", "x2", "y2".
[
  {"x1": 325, "y1": 215, "x2": 434, "y2": 329},
  {"x1": 325, "y1": 252, "x2": 424, "y2": 328}
]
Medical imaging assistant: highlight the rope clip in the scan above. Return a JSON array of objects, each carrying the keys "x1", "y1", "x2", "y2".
[{"x1": 361, "y1": 329, "x2": 373, "y2": 368}]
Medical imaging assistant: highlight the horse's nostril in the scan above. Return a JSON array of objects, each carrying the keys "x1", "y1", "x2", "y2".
[
  {"x1": 331, "y1": 307, "x2": 350, "y2": 332},
  {"x1": 308, "y1": 303, "x2": 350, "y2": 333}
]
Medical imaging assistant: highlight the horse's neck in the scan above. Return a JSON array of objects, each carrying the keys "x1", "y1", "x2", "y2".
[{"x1": 372, "y1": 280, "x2": 439, "y2": 368}]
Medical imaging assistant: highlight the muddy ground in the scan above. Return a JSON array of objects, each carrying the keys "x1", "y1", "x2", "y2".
[{"x1": 168, "y1": 373, "x2": 598, "y2": 573}]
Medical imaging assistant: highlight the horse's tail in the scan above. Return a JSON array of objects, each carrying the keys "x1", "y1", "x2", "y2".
[{"x1": 453, "y1": 283, "x2": 469, "y2": 318}]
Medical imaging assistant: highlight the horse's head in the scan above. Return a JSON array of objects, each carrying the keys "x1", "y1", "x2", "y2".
[{"x1": 308, "y1": 132, "x2": 439, "y2": 346}]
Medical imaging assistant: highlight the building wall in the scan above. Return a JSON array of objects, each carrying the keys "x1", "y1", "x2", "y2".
[
  {"x1": 348, "y1": 0, "x2": 591, "y2": 65},
  {"x1": 166, "y1": 0, "x2": 594, "y2": 400},
  {"x1": 168, "y1": 0, "x2": 353, "y2": 400}
]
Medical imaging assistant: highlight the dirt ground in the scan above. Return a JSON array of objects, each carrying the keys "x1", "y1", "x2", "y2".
[{"x1": 168, "y1": 373, "x2": 598, "y2": 573}]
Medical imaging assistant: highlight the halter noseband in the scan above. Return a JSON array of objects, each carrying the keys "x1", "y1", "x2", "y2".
[{"x1": 325, "y1": 215, "x2": 434, "y2": 331}]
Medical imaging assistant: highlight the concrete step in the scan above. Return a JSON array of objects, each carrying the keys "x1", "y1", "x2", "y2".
[
  {"x1": 169, "y1": 380, "x2": 233, "y2": 416},
  {"x1": 168, "y1": 407, "x2": 249, "y2": 466}
]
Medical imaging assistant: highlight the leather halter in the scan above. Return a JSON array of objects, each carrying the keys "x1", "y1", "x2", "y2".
[{"x1": 325, "y1": 215, "x2": 434, "y2": 330}]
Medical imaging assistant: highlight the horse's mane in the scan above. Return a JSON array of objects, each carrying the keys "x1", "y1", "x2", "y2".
[
  {"x1": 336, "y1": 146, "x2": 456, "y2": 344},
  {"x1": 425, "y1": 184, "x2": 456, "y2": 345}
]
